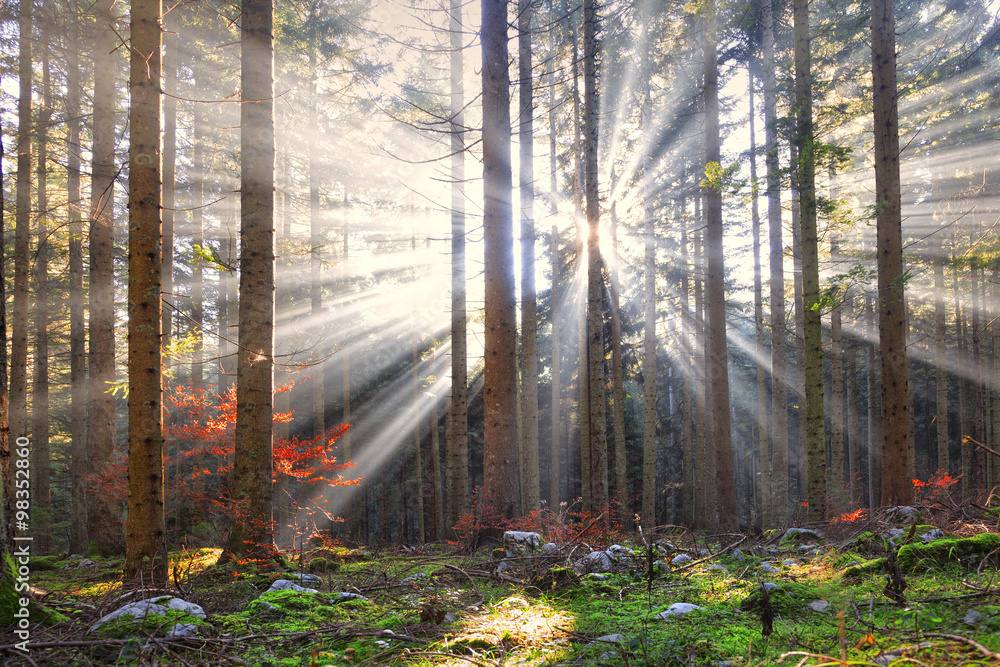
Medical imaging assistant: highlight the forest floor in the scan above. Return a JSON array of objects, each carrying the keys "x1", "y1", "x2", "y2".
[{"x1": 4, "y1": 505, "x2": 1000, "y2": 666}]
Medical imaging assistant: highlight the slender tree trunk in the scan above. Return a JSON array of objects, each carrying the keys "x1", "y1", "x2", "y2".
[
  {"x1": 547, "y1": 13, "x2": 561, "y2": 512},
  {"x1": 680, "y1": 193, "x2": 695, "y2": 527},
  {"x1": 867, "y1": 291, "x2": 882, "y2": 507},
  {"x1": 222, "y1": 0, "x2": 276, "y2": 562},
  {"x1": 342, "y1": 190, "x2": 354, "y2": 537},
  {"x1": 430, "y1": 390, "x2": 442, "y2": 541},
  {"x1": 309, "y1": 46, "x2": 325, "y2": 439},
  {"x1": 191, "y1": 91, "x2": 205, "y2": 389},
  {"x1": 609, "y1": 204, "x2": 628, "y2": 526},
  {"x1": 762, "y1": 0, "x2": 787, "y2": 528},
  {"x1": 32, "y1": 38, "x2": 52, "y2": 554},
  {"x1": 830, "y1": 230, "x2": 846, "y2": 513},
  {"x1": 703, "y1": 7, "x2": 736, "y2": 530},
  {"x1": 162, "y1": 8, "x2": 177, "y2": 356},
  {"x1": 12, "y1": 0, "x2": 31, "y2": 483},
  {"x1": 124, "y1": 0, "x2": 167, "y2": 583},
  {"x1": 582, "y1": 0, "x2": 608, "y2": 518},
  {"x1": 641, "y1": 153, "x2": 657, "y2": 530},
  {"x1": 693, "y1": 216, "x2": 710, "y2": 528},
  {"x1": 482, "y1": 0, "x2": 520, "y2": 521},
  {"x1": 518, "y1": 0, "x2": 540, "y2": 512},
  {"x1": 873, "y1": 0, "x2": 913, "y2": 506},
  {"x1": 748, "y1": 67, "x2": 769, "y2": 527},
  {"x1": 447, "y1": 0, "x2": 469, "y2": 534},
  {"x1": 67, "y1": 3, "x2": 89, "y2": 553},
  {"x1": 793, "y1": 0, "x2": 826, "y2": 520},
  {"x1": 412, "y1": 334, "x2": 425, "y2": 542},
  {"x1": 89, "y1": 0, "x2": 123, "y2": 555},
  {"x1": 0, "y1": 69, "x2": 11, "y2": 563},
  {"x1": 933, "y1": 232, "x2": 948, "y2": 474}
]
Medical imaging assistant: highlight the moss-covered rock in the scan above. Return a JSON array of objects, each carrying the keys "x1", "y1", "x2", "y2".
[
  {"x1": 741, "y1": 581, "x2": 822, "y2": 615},
  {"x1": 94, "y1": 608, "x2": 209, "y2": 639},
  {"x1": 842, "y1": 557, "x2": 886, "y2": 580},
  {"x1": 897, "y1": 532, "x2": 1000, "y2": 571},
  {"x1": 533, "y1": 566, "x2": 579, "y2": 590},
  {"x1": 29, "y1": 555, "x2": 63, "y2": 571}
]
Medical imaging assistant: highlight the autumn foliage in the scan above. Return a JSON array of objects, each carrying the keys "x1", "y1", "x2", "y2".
[{"x1": 90, "y1": 381, "x2": 355, "y2": 545}]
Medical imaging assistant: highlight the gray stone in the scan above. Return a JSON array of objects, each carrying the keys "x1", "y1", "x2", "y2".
[
  {"x1": 576, "y1": 550, "x2": 614, "y2": 573},
  {"x1": 671, "y1": 553, "x2": 693, "y2": 565},
  {"x1": 781, "y1": 559, "x2": 798, "y2": 567},
  {"x1": 78, "y1": 559, "x2": 95, "y2": 568},
  {"x1": 334, "y1": 592, "x2": 367, "y2": 601},
  {"x1": 706, "y1": 564, "x2": 729, "y2": 573},
  {"x1": 653, "y1": 560, "x2": 670, "y2": 573},
  {"x1": 267, "y1": 579, "x2": 318, "y2": 593},
  {"x1": 402, "y1": 572, "x2": 428, "y2": 583},
  {"x1": 873, "y1": 643, "x2": 933, "y2": 665},
  {"x1": 759, "y1": 562, "x2": 779, "y2": 573},
  {"x1": 807, "y1": 600, "x2": 830, "y2": 613},
  {"x1": 590, "y1": 633, "x2": 625, "y2": 645},
  {"x1": 167, "y1": 623, "x2": 199, "y2": 639},
  {"x1": 91, "y1": 597, "x2": 206, "y2": 632},
  {"x1": 248, "y1": 600, "x2": 281, "y2": 614},
  {"x1": 920, "y1": 529, "x2": 946, "y2": 543},
  {"x1": 587, "y1": 573, "x2": 608, "y2": 580},
  {"x1": 762, "y1": 583, "x2": 780, "y2": 593},
  {"x1": 443, "y1": 612, "x2": 456, "y2": 623},
  {"x1": 657, "y1": 602, "x2": 704, "y2": 618},
  {"x1": 884, "y1": 506, "x2": 921, "y2": 524},
  {"x1": 288, "y1": 573, "x2": 322, "y2": 587},
  {"x1": 497, "y1": 560, "x2": 514, "y2": 573},
  {"x1": 731, "y1": 548, "x2": 745, "y2": 562},
  {"x1": 781, "y1": 527, "x2": 824, "y2": 543},
  {"x1": 963, "y1": 610, "x2": 985, "y2": 625},
  {"x1": 503, "y1": 531, "x2": 542, "y2": 550},
  {"x1": 541, "y1": 542, "x2": 560, "y2": 555}
]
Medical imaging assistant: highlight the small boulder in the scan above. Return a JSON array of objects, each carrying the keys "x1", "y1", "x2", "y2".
[
  {"x1": 576, "y1": 550, "x2": 613, "y2": 573},
  {"x1": 288, "y1": 572, "x2": 323, "y2": 587},
  {"x1": 807, "y1": 600, "x2": 830, "y2": 613},
  {"x1": 541, "y1": 542, "x2": 560, "y2": 555},
  {"x1": 884, "y1": 506, "x2": 921, "y2": 525},
  {"x1": 963, "y1": 609, "x2": 985, "y2": 625},
  {"x1": 781, "y1": 527, "x2": 824, "y2": 544},
  {"x1": 91, "y1": 597, "x2": 206, "y2": 632},
  {"x1": 759, "y1": 562, "x2": 779, "y2": 573},
  {"x1": 267, "y1": 579, "x2": 318, "y2": 594},
  {"x1": 167, "y1": 623, "x2": 200, "y2": 639},
  {"x1": 920, "y1": 528, "x2": 946, "y2": 543},
  {"x1": 706, "y1": 564, "x2": 729, "y2": 574},
  {"x1": 334, "y1": 592, "x2": 367, "y2": 601},
  {"x1": 590, "y1": 633, "x2": 625, "y2": 644},
  {"x1": 671, "y1": 553, "x2": 693, "y2": 565},
  {"x1": 657, "y1": 602, "x2": 704, "y2": 618},
  {"x1": 503, "y1": 531, "x2": 542, "y2": 550}
]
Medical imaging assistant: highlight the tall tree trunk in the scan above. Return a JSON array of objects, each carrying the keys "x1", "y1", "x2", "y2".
[
  {"x1": 748, "y1": 66, "x2": 769, "y2": 526},
  {"x1": 412, "y1": 328, "x2": 425, "y2": 542},
  {"x1": 89, "y1": 0, "x2": 123, "y2": 555},
  {"x1": 680, "y1": 190, "x2": 695, "y2": 527},
  {"x1": 12, "y1": 0, "x2": 31, "y2": 487},
  {"x1": 67, "y1": 3, "x2": 89, "y2": 553},
  {"x1": 609, "y1": 203, "x2": 628, "y2": 526},
  {"x1": 873, "y1": 0, "x2": 913, "y2": 506},
  {"x1": 793, "y1": 0, "x2": 826, "y2": 520},
  {"x1": 933, "y1": 232, "x2": 948, "y2": 475},
  {"x1": 518, "y1": 0, "x2": 540, "y2": 512},
  {"x1": 191, "y1": 91, "x2": 205, "y2": 389},
  {"x1": 448, "y1": 0, "x2": 469, "y2": 534},
  {"x1": 866, "y1": 292, "x2": 881, "y2": 507},
  {"x1": 162, "y1": 8, "x2": 177, "y2": 356},
  {"x1": 482, "y1": 0, "x2": 520, "y2": 521},
  {"x1": 32, "y1": 37, "x2": 52, "y2": 554},
  {"x1": 830, "y1": 229, "x2": 846, "y2": 513},
  {"x1": 342, "y1": 190, "x2": 354, "y2": 537},
  {"x1": 762, "y1": 0, "x2": 788, "y2": 527},
  {"x1": 703, "y1": 6, "x2": 736, "y2": 530},
  {"x1": 0, "y1": 68, "x2": 11, "y2": 565},
  {"x1": 309, "y1": 46, "x2": 325, "y2": 439},
  {"x1": 641, "y1": 152, "x2": 657, "y2": 530},
  {"x1": 124, "y1": 0, "x2": 167, "y2": 584},
  {"x1": 693, "y1": 216, "x2": 711, "y2": 528},
  {"x1": 583, "y1": 0, "x2": 608, "y2": 518},
  {"x1": 222, "y1": 0, "x2": 276, "y2": 562},
  {"x1": 548, "y1": 3, "x2": 561, "y2": 512}
]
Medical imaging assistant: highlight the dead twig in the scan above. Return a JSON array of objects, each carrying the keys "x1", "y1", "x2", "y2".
[{"x1": 672, "y1": 535, "x2": 748, "y2": 573}]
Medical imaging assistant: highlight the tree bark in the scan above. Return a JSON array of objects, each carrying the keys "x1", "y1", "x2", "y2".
[
  {"x1": 933, "y1": 232, "x2": 948, "y2": 475},
  {"x1": 793, "y1": 0, "x2": 826, "y2": 520},
  {"x1": 704, "y1": 6, "x2": 735, "y2": 530},
  {"x1": 222, "y1": 0, "x2": 277, "y2": 562},
  {"x1": 641, "y1": 151, "x2": 657, "y2": 531},
  {"x1": 518, "y1": 0, "x2": 540, "y2": 512},
  {"x1": 88, "y1": 0, "x2": 123, "y2": 555},
  {"x1": 124, "y1": 0, "x2": 167, "y2": 584},
  {"x1": 67, "y1": 3, "x2": 89, "y2": 553},
  {"x1": 482, "y1": 0, "x2": 520, "y2": 521},
  {"x1": 873, "y1": 0, "x2": 913, "y2": 506}
]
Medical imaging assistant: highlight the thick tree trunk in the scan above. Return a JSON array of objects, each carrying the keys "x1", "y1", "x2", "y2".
[
  {"x1": 124, "y1": 0, "x2": 167, "y2": 584},
  {"x1": 162, "y1": 8, "x2": 177, "y2": 355},
  {"x1": 448, "y1": 0, "x2": 469, "y2": 534},
  {"x1": 482, "y1": 0, "x2": 520, "y2": 521},
  {"x1": 519, "y1": 0, "x2": 540, "y2": 512},
  {"x1": 67, "y1": 6, "x2": 89, "y2": 553},
  {"x1": 703, "y1": 7, "x2": 736, "y2": 530},
  {"x1": 88, "y1": 0, "x2": 123, "y2": 555},
  {"x1": 583, "y1": 0, "x2": 608, "y2": 518},
  {"x1": 222, "y1": 0, "x2": 276, "y2": 562},
  {"x1": 641, "y1": 159, "x2": 657, "y2": 530},
  {"x1": 680, "y1": 193, "x2": 695, "y2": 527},
  {"x1": 873, "y1": 0, "x2": 913, "y2": 506},
  {"x1": 830, "y1": 229, "x2": 846, "y2": 513},
  {"x1": 793, "y1": 0, "x2": 826, "y2": 520},
  {"x1": 548, "y1": 5, "x2": 561, "y2": 512},
  {"x1": 0, "y1": 71, "x2": 9, "y2": 557}
]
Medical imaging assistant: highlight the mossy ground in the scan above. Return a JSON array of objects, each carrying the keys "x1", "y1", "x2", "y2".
[{"x1": 6, "y1": 527, "x2": 1000, "y2": 665}]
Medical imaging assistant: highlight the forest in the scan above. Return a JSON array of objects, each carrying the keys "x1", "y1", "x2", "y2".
[{"x1": 1, "y1": 0, "x2": 1000, "y2": 663}]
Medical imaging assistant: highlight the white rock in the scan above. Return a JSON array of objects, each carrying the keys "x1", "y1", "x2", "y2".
[
  {"x1": 402, "y1": 572, "x2": 428, "y2": 583},
  {"x1": 91, "y1": 597, "x2": 206, "y2": 632},
  {"x1": 781, "y1": 559, "x2": 798, "y2": 567},
  {"x1": 78, "y1": 559, "x2": 96, "y2": 568},
  {"x1": 267, "y1": 579, "x2": 318, "y2": 593},
  {"x1": 590, "y1": 633, "x2": 625, "y2": 644},
  {"x1": 759, "y1": 562, "x2": 779, "y2": 573},
  {"x1": 288, "y1": 573, "x2": 323, "y2": 586},
  {"x1": 920, "y1": 529, "x2": 946, "y2": 543},
  {"x1": 706, "y1": 564, "x2": 729, "y2": 573},
  {"x1": 782, "y1": 527, "x2": 824, "y2": 542},
  {"x1": 335, "y1": 592, "x2": 367, "y2": 601},
  {"x1": 576, "y1": 550, "x2": 613, "y2": 573},
  {"x1": 671, "y1": 553, "x2": 693, "y2": 565},
  {"x1": 167, "y1": 623, "x2": 199, "y2": 638},
  {"x1": 657, "y1": 602, "x2": 704, "y2": 618},
  {"x1": 503, "y1": 531, "x2": 542, "y2": 549},
  {"x1": 374, "y1": 640, "x2": 390, "y2": 649},
  {"x1": 541, "y1": 542, "x2": 560, "y2": 555},
  {"x1": 808, "y1": 600, "x2": 830, "y2": 612},
  {"x1": 732, "y1": 548, "x2": 745, "y2": 562}
]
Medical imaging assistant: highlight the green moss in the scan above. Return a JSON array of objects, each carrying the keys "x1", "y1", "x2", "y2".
[
  {"x1": 29, "y1": 555, "x2": 63, "y2": 571},
  {"x1": 94, "y1": 608, "x2": 209, "y2": 639},
  {"x1": 897, "y1": 532, "x2": 1000, "y2": 571},
  {"x1": 741, "y1": 582, "x2": 822, "y2": 615},
  {"x1": 307, "y1": 557, "x2": 329, "y2": 573},
  {"x1": 843, "y1": 557, "x2": 886, "y2": 580}
]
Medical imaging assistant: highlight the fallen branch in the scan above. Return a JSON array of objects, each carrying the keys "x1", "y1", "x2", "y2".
[
  {"x1": 965, "y1": 436, "x2": 1000, "y2": 459},
  {"x1": 672, "y1": 535, "x2": 748, "y2": 573},
  {"x1": 921, "y1": 632, "x2": 1000, "y2": 659}
]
